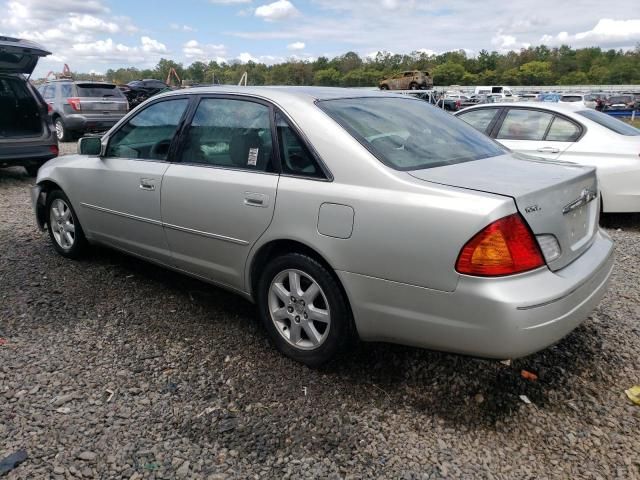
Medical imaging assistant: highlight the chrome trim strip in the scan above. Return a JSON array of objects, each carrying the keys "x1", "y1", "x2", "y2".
[
  {"x1": 81, "y1": 202, "x2": 250, "y2": 246},
  {"x1": 163, "y1": 223, "x2": 249, "y2": 245},
  {"x1": 80, "y1": 202, "x2": 163, "y2": 226}
]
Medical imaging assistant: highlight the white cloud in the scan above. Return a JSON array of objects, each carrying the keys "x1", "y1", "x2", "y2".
[
  {"x1": 69, "y1": 14, "x2": 119, "y2": 33},
  {"x1": 183, "y1": 39, "x2": 227, "y2": 61},
  {"x1": 141, "y1": 36, "x2": 167, "y2": 53},
  {"x1": 210, "y1": 0, "x2": 251, "y2": 3},
  {"x1": 255, "y1": 0, "x2": 299, "y2": 21},
  {"x1": 541, "y1": 18, "x2": 640, "y2": 47},
  {"x1": 416, "y1": 48, "x2": 437, "y2": 56},
  {"x1": 170, "y1": 23, "x2": 196, "y2": 32},
  {"x1": 287, "y1": 41, "x2": 305, "y2": 50}
]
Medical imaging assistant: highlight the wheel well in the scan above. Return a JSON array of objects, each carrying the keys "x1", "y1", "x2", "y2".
[
  {"x1": 249, "y1": 239, "x2": 354, "y2": 319},
  {"x1": 35, "y1": 180, "x2": 63, "y2": 228}
]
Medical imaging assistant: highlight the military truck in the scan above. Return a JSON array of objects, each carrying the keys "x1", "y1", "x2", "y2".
[{"x1": 379, "y1": 71, "x2": 433, "y2": 90}]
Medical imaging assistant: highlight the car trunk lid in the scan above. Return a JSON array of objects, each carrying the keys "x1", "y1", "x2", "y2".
[
  {"x1": 409, "y1": 154, "x2": 599, "y2": 271},
  {"x1": 74, "y1": 83, "x2": 128, "y2": 113},
  {"x1": 0, "y1": 36, "x2": 50, "y2": 75}
]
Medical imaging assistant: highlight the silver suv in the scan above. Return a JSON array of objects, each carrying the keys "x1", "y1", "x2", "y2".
[{"x1": 39, "y1": 80, "x2": 128, "y2": 141}]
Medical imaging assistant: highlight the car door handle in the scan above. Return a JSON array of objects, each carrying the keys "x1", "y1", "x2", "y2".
[
  {"x1": 244, "y1": 192, "x2": 269, "y2": 208},
  {"x1": 139, "y1": 178, "x2": 155, "y2": 191},
  {"x1": 536, "y1": 147, "x2": 560, "y2": 154}
]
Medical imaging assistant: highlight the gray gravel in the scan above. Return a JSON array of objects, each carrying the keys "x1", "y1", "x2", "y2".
[{"x1": 1, "y1": 155, "x2": 639, "y2": 479}]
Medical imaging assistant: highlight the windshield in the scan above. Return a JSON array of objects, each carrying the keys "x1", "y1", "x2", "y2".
[
  {"x1": 578, "y1": 109, "x2": 640, "y2": 136},
  {"x1": 76, "y1": 83, "x2": 123, "y2": 98},
  {"x1": 318, "y1": 97, "x2": 505, "y2": 170},
  {"x1": 561, "y1": 96, "x2": 582, "y2": 102}
]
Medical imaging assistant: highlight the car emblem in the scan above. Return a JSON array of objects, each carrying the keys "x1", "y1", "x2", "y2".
[{"x1": 562, "y1": 188, "x2": 597, "y2": 215}]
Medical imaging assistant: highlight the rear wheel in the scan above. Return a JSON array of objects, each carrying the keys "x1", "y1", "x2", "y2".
[
  {"x1": 46, "y1": 190, "x2": 88, "y2": 258},
  {"x1": 409, "y1": 82, "x2": 419, "y2": 90},
  {"x1": 257, "y1": 253, "x2": 353, "y2": 367},
  {"x1": 54, "y1": 118, "x2": 72, "y2": 142},
  {"x1": 379, "y1": 84, "x2": 389, "y2": 90}
]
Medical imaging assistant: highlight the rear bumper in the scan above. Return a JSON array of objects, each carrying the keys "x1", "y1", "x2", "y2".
[
  {"x1": 0, "y1": 142, "x2": 58, "y2": 167},
  {"x1": 338, "y1": 229, "x2": 614, "y2": 359},
  {"x1": 63, "y1": 114, "x2": 125, "y2": 132}
]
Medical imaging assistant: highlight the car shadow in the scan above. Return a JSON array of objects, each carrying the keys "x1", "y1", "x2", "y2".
[{"x1": 601, "y1": 212, "x2": 640, "y2": 230}]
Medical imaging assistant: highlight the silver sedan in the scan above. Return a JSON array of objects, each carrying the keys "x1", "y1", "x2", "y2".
[{"x1": 32, "y1": 87, "x2": 615, "y2": 366}]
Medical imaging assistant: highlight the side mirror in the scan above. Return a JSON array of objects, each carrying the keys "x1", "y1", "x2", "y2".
[{"x1": 78, "y1": 136, "x2": 102, "y2": 156}]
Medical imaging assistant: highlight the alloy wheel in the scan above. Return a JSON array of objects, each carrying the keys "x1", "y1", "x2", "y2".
[
  {"x1": 268, "y1": 269, "x2": 331, "y2": 350},
  {"x1": 49, "y1": 198, "x2": 75, "y2": 250}
]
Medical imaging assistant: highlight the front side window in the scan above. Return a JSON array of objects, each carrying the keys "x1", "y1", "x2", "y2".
[
  {"x1": 497, "y1": 109, "x2": 554, "y2": 141},
  {"x1": 318, "y1": 97, "x2": 505, "y2": 171},
  {"x1": 275, "y1": 112, "x2": 323, "y2": 178},
  {"x1": 457, "y1": 108, "x2": 500, "y2": 134},
  {"x1": 180, "y1": 98, "x2": 274, "y2": 171},
  {"x1": 106, "y1": 98, "x2": 188, "y2": 160}
]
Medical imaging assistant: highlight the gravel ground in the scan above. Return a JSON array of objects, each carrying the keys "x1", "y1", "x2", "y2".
[{"x1": 1, "y1": 150, "x2": 639, "y2": 479}]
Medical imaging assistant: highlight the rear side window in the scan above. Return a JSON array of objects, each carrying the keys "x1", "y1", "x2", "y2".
[
  {"x1": 546, "y1": 116, "x2": 581, "y2": 142},
  {"x1": 275, "y1": 112, "x2": 323, "y2": 178},
  {"x1": 497, "y1": 109, "x2": 553, "y2": 141},
  {"x1": 106, "y1": 98, "x2": 188, "y2": 160},
  {"x1": 577, "y1": 109, "x2": 640, "y2": 136},
  {"x1": 76, "y1": 83, "x2": 122, "y2": 98},
  {"x1": 318, "y1": 97, "x2": 505, "y2": 171},
  {"x1": 180, "y1": 98, "x2": 275, "y2": 172},
  {"x1": 60, "y1": 83, "x2": 73, "y2": 98},
  {"x1": 457, "y1": 108, "x2": 500, "y2": 134}
]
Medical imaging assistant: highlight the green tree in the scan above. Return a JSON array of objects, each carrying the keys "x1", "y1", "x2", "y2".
[
  {"x1": 313, "y1": 68, "x2": 341, "y2": 86},
  {"x1": 433, "y1": 62, "x2": 466, "y2": 85},
  {"x1": 518, "y1": 61, "x2": 553, "y2": 85}
]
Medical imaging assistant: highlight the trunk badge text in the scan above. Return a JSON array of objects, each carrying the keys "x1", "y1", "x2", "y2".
[
  {"x1": 524, "y1": 205, "x2": 541, "y2": 214},
  {"x1": 562, "y1": 189, "x2": 597, "y2": 215}
]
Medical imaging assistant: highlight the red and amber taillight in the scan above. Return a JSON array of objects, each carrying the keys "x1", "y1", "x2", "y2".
[
  {"x1": 456, "y1": 214, "x2": 545, "y2": 277},
  {"x1": 67, "y1": 97, "x2": 82, "y2": 111}
]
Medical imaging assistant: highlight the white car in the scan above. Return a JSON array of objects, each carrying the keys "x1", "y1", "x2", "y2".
[
  {"x1": 560, "y1": 93, "x2": 597, "y2": 109},
  {"x1": 455, "y1": 102, "x2": 640, "y2": 212}
]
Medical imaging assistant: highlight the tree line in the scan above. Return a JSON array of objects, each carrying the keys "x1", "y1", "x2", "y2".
[{"x1": 90, "y1": 44, "x2": 640, "y2": 87}]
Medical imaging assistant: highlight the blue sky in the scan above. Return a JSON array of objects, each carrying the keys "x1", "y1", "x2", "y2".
[{"x1": 1, "y1": 0, "x2": 639, "y2": 77}]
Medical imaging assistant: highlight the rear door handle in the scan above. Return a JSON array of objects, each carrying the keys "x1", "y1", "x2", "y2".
[
  {"x1": 139, "y1": 178, "x2": 155, "y2": 191},
  {"x1": 536, "y1": 146, "x2": 560, "y2": 154},
  {"x1": 244, "y1": 192, "x2": 269, "y2": 208}
]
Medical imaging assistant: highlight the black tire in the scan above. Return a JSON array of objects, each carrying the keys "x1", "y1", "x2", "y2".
[
  {"x1": 257, "y1": 253, "x2": 354, "y2": 367},
  {"x1": 379, "y1": 84, "x2": 389, "y2": 90},
  {"x1": 45, "y1": 189, "x2": 88, "y2": 259},
  {"x1": 54, "y1": 118, "x2": 72, "y2": 142},
  {"x1": 409, "y1": 82, "x2": 418, "y2": 90},
  {"x1": 24, "y1": 164, "x2": 41, "y2": 177}
]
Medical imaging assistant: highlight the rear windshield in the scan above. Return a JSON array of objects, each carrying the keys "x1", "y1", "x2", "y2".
[
  {"x1": 318, "y1": 97, "x2": 505, "y2": 170},
  {"x1": 578, "y1": 109, "x2": 640, "y2": 136},
  {"x1": 76, "y1": 83, "x2": 123, "y2": 98},
  {"x1": 608, "y1": 96, "x2": 632, "y2": 103},
  {"x1": 561, "y1": 95, "x2": 582, "y2": 102}
]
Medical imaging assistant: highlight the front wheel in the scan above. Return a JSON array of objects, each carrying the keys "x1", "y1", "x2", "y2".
[
  {"x1": 46, "y1": 190, "x2": 88, "y2": 258},
  {"x1": 257, "y1": 253, "x2": 354, "y2": 367},
  {"x1": 379, "y1": 84, "x2": 389, "y2": 90}
]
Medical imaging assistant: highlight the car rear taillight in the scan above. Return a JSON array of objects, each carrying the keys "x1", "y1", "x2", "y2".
[
  {"x1": 455, "y1": 100, "x2": 461, "y2": 108},
  {"x1": 49, "y1": 145, "x2": 59, "y2": 156},
  {"x1": 456, "y1": 214, "x2": 545, "y2": 277},
  {"x1": 47, "y1": 103, "x2": 53, "y2": 113},
  {"x1": 67, "y1": 97, "x2": 82, "y2": 111}
]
